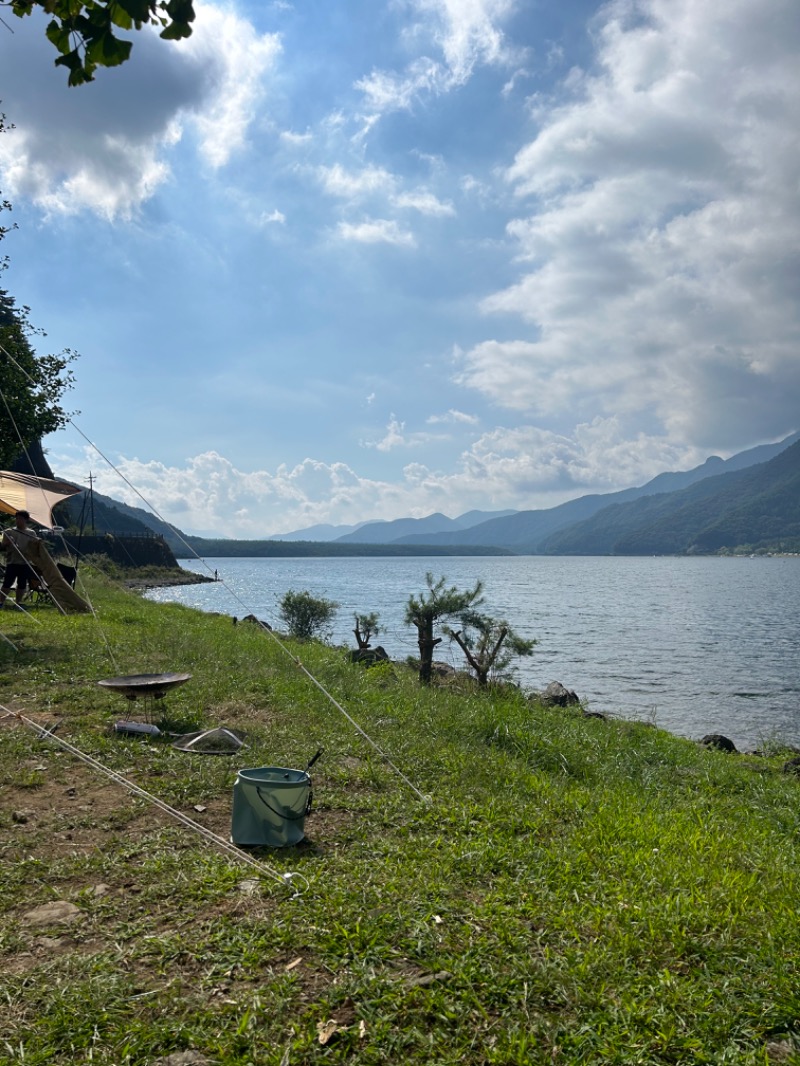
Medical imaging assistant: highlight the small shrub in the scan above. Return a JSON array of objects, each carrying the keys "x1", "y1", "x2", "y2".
[{"x1": 279, "y1": 589, "x2": 338, "y2": 641}]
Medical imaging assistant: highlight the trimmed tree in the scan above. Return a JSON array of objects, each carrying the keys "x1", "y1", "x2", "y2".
[
  {"x1": 404, "y1": 572, "x2": 484, "y2": 685},
  {"x1": 353, "y1": 611, "x2": 380, "y2": 650},
  {"x1": 443, "y1": 610, "x2": 536, "y2": 686}
]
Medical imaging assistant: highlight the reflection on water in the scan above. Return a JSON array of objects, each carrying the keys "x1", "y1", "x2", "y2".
[{"x1": 146, "y1": 556, "x2": 800, "y2": 751}]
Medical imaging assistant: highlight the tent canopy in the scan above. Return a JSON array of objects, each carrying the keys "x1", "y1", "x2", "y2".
[{"x1": 0, "y1": 471, "x2": 82, "y2": 529}]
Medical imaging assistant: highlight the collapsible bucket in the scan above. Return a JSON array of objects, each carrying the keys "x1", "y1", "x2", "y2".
[{"x1": 231, "y1": 766, "x2": 311, "y2": 847}]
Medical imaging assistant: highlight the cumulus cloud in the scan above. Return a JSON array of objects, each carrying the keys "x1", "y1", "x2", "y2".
[
  {"x1": 458, "y1": 0, "x2": 800, "y2": 450},
  {"x1": 0, "y1": 2, "x2": 281, "y2": 218},
  {"x1": 47, "y1": 415, "x2": 705, "y2": 534}
]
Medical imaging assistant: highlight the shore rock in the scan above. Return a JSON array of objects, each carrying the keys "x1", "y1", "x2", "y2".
[
  {"x1": 541, "y1": 681, "x2": 581, "y2": 707},
  {"x1": 349, "y1": 646, "x2": 390, "y2": 667},
  {"x1": 699, "y1": 734, "x2": 738, "y2": 753}
]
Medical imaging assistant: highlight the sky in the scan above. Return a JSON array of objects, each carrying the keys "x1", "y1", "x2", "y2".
[{"x1": 0, "y1": 0, "x2": 798, "y2": 537}]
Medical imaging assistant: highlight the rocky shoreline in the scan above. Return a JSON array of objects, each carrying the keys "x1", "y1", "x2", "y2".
[{"x1": 123, "y1": 567, "x2": 215, "y2": 590}]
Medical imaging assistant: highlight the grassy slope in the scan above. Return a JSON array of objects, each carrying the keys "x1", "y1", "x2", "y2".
[{"x1": 1, "y1": 575, "x2": 798, "y2": 1065}]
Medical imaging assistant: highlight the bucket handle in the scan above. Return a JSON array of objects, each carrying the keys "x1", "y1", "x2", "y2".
[{"x1": 254, "y1": 784, "x2": 312, "y2": 821}]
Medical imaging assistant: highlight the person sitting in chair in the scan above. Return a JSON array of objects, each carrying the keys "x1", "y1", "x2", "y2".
[{"x1": 0, "y1": 510, "x2": 41, "y2": 608}]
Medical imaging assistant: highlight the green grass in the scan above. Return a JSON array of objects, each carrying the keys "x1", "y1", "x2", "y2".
[{"x1": 0, "y1": 572, "x2": 799, "y2": 1064}]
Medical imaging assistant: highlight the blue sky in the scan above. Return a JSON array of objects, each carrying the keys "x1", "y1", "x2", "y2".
[{"x1": 1, "y1": 0, "x2": 798, "y2": 537}]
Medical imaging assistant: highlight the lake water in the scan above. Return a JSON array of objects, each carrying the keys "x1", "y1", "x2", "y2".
[{"x1": 146, "y1": 555, "x2": 800, "y2": 751}]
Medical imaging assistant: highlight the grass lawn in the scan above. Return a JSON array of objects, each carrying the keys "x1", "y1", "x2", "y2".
[{"x1": 1, "y1": 571, "x2": 799, "y2": 1065}]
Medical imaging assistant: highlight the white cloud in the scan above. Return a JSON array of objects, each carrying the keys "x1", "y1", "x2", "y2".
[
  {"x1": 416, "y1": 0, "x2": 518, "y2": 81},
  {"x1": 317, "y1": 166, "x2": 453, "y2": 234},
  {"x1": 280, "y1": 129, "x2": 313, "y2": 145},
  {"x1": 392, "y1": 190, "x2": 455, "y2": 216},
  {"x1": 259, "y1": 209, "x2": 286, "y2": 226},
  {"x1": 182, "y1": 4, "x2": 282, "y2": 169},
  {"x1": 355, "y1": 0, "x2": 518, "y2": 119},
  {"x1": 426, "y1": 409, "x2": 479, "y2": 425},
  {"x1": 365, "y1": 415, "x2": 408, "y2": 452},
  {"x1": 458, "y1": 0, "x2": 800, "y2": 450},
  {"x1": 337, "y1": 219, "x2": 416, "y2": 247},
  {"x1": 0, "y1": 2, "x2": 281, "y2": 219},
  {"x1": 361, "y1": 415, "x2": 448, "y2": 451},
  {"x1": 316, "y1": 164, "x2": 396, "y2": 199},
  {"x1": 356, "y1": 59, "x2": 441, "y2": 116}
]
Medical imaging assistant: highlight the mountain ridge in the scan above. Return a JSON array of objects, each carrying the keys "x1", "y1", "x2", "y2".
[
  {"x1": 541, "y1": 437, "x2": 800, "y2": 555},
  {"x1": 390, "y1": 430, "x2": 800, "y2": 552}
]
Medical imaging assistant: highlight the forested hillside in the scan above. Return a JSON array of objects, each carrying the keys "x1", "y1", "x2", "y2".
[
  {"x1": 541, "y1": 439, "x2": 800, "y2": 555},
  {"x1": 393, "y1": 431, "x2": 800, "y2": 552}
]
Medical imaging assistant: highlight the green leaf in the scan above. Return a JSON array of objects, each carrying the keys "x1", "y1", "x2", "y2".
[
  {"x1": 163, "y1": 0, "x2": 194, "y2": 22},
  {"x1": 107, "y1": 1, "x2": 134, "y2": 30},
  {"x1": 45, "y1": 17, "x2": 73, "y2": 55},
  {"x1": 85, "y1": 29, "x2": 132, "y2": 66},
  {"x1": 159, "y1": 20, "x2": 191, "y2": 39},
  {"x1": 115, "y1": 0, "x2": 155, "y2": 23},
  {"x1": 54, "y1": 48, "x2": 96, "y2": 85}
]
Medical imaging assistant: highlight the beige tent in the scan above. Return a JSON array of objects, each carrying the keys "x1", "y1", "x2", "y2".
[
  {"x1": 1, "y1": 471, "x2": 90, "y2": 613},
  {"x1": 0, "y1": 471, "x2": 82, "y2": 529}
]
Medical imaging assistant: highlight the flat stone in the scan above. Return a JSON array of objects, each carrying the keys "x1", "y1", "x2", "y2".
[
  {"x1": 152, "y1": 1053, "x2": 211, "y2": 1066},
  {"x1": 766, "y1": 1039, "x2": 796, "y2": 1062},
  {"x1": 36, "y1": 936, "x2": 77, "y2": 953},
  {"x1": 22, "y1": 901, "x2": 82, "y2": 927}
]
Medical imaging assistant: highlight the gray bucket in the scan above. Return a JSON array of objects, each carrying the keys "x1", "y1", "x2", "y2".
[{"x1": 231, "y1": 766, "x2": 311, "y2": 847}]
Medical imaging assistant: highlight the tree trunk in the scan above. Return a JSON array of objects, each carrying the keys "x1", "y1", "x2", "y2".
[{"x1": 416, "y1": 618, "x2": 441, "y2": 684}]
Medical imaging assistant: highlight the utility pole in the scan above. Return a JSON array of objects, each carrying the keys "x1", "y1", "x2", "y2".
[{"x1": 87, "y1": 472, "x2": 96, "y2": 532}]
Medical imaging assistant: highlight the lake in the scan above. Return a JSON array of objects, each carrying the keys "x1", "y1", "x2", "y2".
[{"x1": 145, "y1": 555, "x2": 800, "y2": 752}]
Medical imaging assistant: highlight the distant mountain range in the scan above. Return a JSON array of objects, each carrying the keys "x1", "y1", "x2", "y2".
[
  {"x1": 388, "y1": 431, "x2": 800, "y2": 554},
  {"x1": 48, "y1": 429, "x2": 799, "y2": 556},
  {"x1": 267, "y1": 510, "x2": 518, "y2": 543}
]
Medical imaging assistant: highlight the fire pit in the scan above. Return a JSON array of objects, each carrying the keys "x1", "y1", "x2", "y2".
[{"x1": 97, "y1": 672, "x2": 192, "y2": 724}]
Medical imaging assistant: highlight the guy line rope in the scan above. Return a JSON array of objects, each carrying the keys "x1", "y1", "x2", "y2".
[
  {"x1": 1, "y1": 342, "x2": 429, "y2": 803},
  {"x1": 0, "y1": 705, "x2": 307, "y2": 896}
]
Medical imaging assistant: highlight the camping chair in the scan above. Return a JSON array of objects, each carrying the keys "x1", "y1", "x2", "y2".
[
  {"x1": 56, "y1": 563, "x2": 77, "y2": 588},
  {"x1": 24, "y1": 562, "x2": 78, "y2": 608}
]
